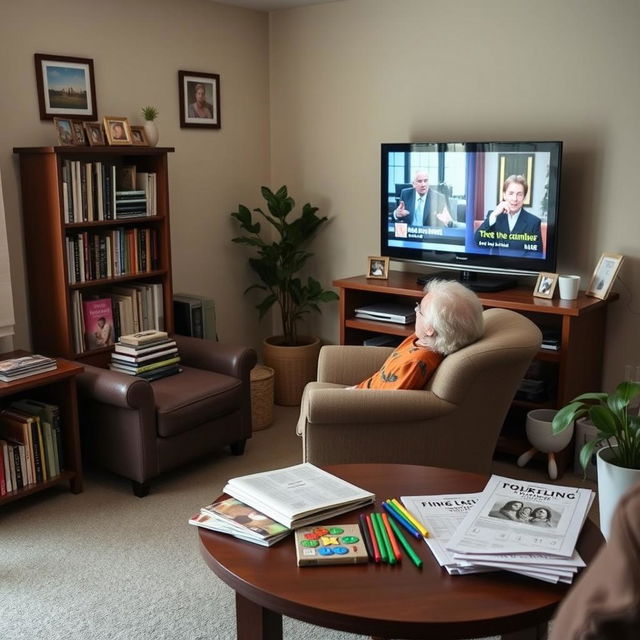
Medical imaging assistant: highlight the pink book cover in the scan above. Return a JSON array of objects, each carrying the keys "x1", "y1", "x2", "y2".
[{"x1": 83, "y1": 297, "x2": 115, "y2": 350}]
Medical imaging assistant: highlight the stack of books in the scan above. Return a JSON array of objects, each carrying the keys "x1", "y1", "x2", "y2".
[
  {"x1": 115, "y1": 189, "x2": 147, "y2": 218},
  {"x1": 402, "y1": 474, "x2": 594, "y2": 584},
  {"x1": 0, "y1": 355, "x2": 57, "y2": 382},
  {"x1": 189, "y1": 497, "x2": 291, "y2": 547},
  {"x1": 109, "y1": 330, "x2": 181, "y2": 381}
]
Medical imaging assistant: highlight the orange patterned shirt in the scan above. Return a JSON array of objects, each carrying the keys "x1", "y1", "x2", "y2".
[{"x1": 355, "y1": 335, "x2": 443, "y2": 390}]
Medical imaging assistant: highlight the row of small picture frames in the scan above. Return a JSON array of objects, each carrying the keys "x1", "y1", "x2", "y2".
[
  {"x1": 53, "y1": 116, "x2": 149, "y2": 147},
  {"x1": 534, "y1": 252, "x2": 624, "y2": 301}
]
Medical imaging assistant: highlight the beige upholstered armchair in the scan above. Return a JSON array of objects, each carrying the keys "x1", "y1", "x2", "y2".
[{"x1": 297, "y1": 308, "x2": 541, "y2": 474}]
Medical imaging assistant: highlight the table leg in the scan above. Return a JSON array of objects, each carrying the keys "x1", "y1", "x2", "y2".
[
  {"x1": 502, "y1": 622, "x2": 548, "y2": 640},
  {"x1": 235, "y1": 592, "x2": 283, "y2": 640}
]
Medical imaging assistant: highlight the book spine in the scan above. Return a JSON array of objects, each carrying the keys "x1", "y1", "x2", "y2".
[
  {"x1": 12, "y1": 444, "x2": 23, "y2": 490},
  {"x1": 0, "y1": 444, "x2": 5, "y2": 495},
  {"x1": 30, "y1": 421, "x2": 44, "y2": 483}
]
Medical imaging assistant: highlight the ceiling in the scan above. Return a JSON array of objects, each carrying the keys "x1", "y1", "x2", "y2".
[{"x1": 212, "y1": 0, "x2": 340, "y2": 11}]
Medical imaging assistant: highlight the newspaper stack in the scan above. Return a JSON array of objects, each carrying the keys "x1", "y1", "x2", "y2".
[{"x1": 403, "y1": 475, "x2": 594, "y2": 584}]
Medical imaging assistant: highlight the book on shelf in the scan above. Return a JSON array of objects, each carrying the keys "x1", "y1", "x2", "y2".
[
  {"x1": 82, "y1": 297, "x2": 115, "y2": 350},
  {"x1": 0, "y1": 410, "x2": 36, "y2": 486},
  {"x1": 10, "y1": 399, "x2": 63, "y2": 476},
  {"x1": 116, "y1": 165, "x2": 137, "y2": 191},
  {"x1": 222, "y1": 463, "x2": 375, "y2": 529},
  {"x1": 0, "y1": 354, "x2": 57, "y2": 382},
  {"x1": 190, "y1": 497, "x2": 291, "y2": 546}
]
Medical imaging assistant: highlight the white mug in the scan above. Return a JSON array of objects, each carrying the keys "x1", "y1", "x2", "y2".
[{"x1": 558, "y1": 275, "x2": 581, "y2": 300}]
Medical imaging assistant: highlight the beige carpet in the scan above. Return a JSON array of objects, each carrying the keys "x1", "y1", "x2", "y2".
[{"x1": 1, "y1": 405, "x2": 596, "y2": 640}]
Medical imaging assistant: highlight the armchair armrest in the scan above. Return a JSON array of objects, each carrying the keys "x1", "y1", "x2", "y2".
[
  {"x1": 174, "y1": 334, "x2": 257, "y2": 380},
  {"x1": 317, "y1": 345, "x2": 393, "y2": 385},
  {"x1": 305, "y1": 388, "x2": 454, "y2": 425},
  {"x1": 76, "y1": 363, "x2": 154, "y2": 410}
]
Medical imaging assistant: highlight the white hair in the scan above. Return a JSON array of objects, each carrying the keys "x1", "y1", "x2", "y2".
[{"x1": 421, "y1": 279, "x2": 484, "y2": 355}]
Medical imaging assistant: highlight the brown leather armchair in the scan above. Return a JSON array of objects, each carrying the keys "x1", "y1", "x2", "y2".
[
  {"x1": 297, "y1": 308, "x2": 541, "y2": 474},
  {"x1": 77, "y1": 334, "x2": 256, "y2": 496}
]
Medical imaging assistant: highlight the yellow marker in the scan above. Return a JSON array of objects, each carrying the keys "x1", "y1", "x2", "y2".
[{"x1": 391, "y1": 498, "x2": 429, "y2": 538}]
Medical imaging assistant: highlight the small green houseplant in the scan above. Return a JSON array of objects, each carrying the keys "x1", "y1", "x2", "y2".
[
  {"x1": 552, "y1": 381, "x2": 640, "y2": 471},
  {"x1": 231, "y1": 185, "x2": 338, "y2": 347},
  {"x1": 141, "y1": 106, "x2": 159, "y2": 121}
]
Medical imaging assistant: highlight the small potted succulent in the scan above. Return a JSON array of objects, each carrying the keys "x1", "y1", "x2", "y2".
[{"x1": 141, "y1": 106, "x2": 159, "y2": 146}]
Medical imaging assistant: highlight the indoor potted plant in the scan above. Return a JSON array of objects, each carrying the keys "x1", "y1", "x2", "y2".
[
  {"x1": 141, "y1": 105, "x2": 159, "y2": 146},
  {"x1": 231, "y1": 185, "x2": 338, "y2": 406},
  {"x1": 552, "y1": 380, "x2": 640, "y2": 538}
]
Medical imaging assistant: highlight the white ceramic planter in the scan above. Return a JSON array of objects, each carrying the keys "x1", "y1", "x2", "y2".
[
  {"x1": 596, "y1": 446, "x2": 640, "y2": 540},
  {"x1": 144, "y1": 120, "x2": 159, "y2": 147}
]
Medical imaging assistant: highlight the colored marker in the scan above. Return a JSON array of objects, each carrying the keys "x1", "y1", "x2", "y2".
[
  {"x1": 381, "y1": 512, "x2": 402, "y2": 562},
  {"x1": 364, "y1": 513, "x2": 382, "y2": 563},
  {"x1": 370, "y1": 511, "x2": 389, "y2": 563},
  {"x1": 359, "y1": 513, "x2": 376, "y2": 562},
  {"x1": 388, "y1": 517, "x2": 423, "y2": 569},
  {"x1": 373, "y1": 512, "x2": 396, "y2": 565},
  {"x1": 391, "y1": 498, "x2": 429, "y2": 538},
  {"x1": 382, "y1": 500, "x2": 421, "y2": 539}
]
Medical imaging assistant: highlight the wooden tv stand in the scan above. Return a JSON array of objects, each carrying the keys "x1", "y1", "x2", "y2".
[{"x1": 333, "y1": 271, "x2": 618, "y2": 475}]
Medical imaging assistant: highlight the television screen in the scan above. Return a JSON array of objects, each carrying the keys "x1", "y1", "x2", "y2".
[{"x1": 381, "y1": 141, "x2": 562, "y2": 290}]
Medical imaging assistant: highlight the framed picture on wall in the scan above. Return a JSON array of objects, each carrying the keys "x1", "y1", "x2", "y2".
[
  {"x1": 586, "y1": 253, "x2": 624, "y2": 299},
  {"x1": 178, "y1": 70, "x2": 221, "y2": 129},
  {"x1": 34, "y1": 53, "x2": 97, "y2": 121}
]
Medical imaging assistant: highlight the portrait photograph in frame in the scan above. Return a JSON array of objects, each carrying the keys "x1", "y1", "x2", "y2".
[
  {"x1": 84, "y1": 122, "x2": 105, "y2": 146},
  {"x1": 178, "y1": 70, "x2": 221, "y2": 129},
  {"x1": 53, "y1": 117, "x2": 75, "y2": 145},
  {"x1": 586, "y1": 253, "x2": 624, "y2": 300},
  {"x1": 533, "y1": 272, "x2": 558, "y2": 299},
  {"x1": 71, "y1": 120, "x2": 86, "y2": 145},
  {"x1": 367, "y1": 256, "x2": 389, "y2": 279},
  {"x1": 103, "y1": 116, "x2": 132, "y2": 146},
  {"x1": 130, "y1": 125, "x2": 148, "y2": 146},
  {"x1": 34, "y1": 53, "x2": 97, "y2": 121}
]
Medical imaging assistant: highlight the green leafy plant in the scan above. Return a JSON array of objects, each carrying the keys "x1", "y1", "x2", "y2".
[
  {"x1": 552, "y1": 381, "x2": 640, "y2": 471},
  {"x1": 141, "y1": 106, "x2": 159, "y2": 121},
  {"x1": 231, "y1": 185, "x2": 338, "y2": 347}
]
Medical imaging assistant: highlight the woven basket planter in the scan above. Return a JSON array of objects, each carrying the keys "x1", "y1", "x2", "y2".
[
  {"x1": 250, "y1": 364, "x2": 275, "y2": 431},
  {"x1": 262, "y1": 335, "x2": 321, "y2": 406}
]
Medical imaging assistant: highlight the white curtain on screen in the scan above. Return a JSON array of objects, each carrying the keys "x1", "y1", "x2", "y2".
[{"x1": 0, "y1": 170, "x2": 15, "y2": 338}]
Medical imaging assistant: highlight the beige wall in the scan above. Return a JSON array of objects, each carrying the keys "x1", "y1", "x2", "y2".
[
  {"x1": 269, "y1": 0, "x2": 640, "y2": 390},
  {"x1": 2, "y1": 0, "x2": 639, "y2": 392},
  {"x1": 1, "y1": 0, "x2": 270, "y2": 353}
]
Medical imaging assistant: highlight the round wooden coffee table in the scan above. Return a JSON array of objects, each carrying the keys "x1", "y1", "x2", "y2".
[{"x1": 198, "y1": 464, "x2": 603, "y2": 639}]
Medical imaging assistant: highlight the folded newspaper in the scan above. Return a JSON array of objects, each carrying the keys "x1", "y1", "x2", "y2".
[
  {"x1": 402, "y1": 475, "x2": 594, "y2": 584},
  {"x1": 223, "y1": 463, "x2": 375, "y2": 529}
]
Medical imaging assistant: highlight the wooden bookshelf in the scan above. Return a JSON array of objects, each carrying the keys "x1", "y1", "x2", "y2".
[
  {"x1": 13, "y1": 146, "x2": 176, "y2": 368},
  {"x1": 333, "y1": 271, "x2": 618, "y2": 475},
  {"x1": 0, "y1": 351, "x2": 84, "y2": 505}
]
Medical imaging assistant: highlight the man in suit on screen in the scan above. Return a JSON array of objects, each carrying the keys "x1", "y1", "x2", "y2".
[
  {"x1": 474, "y1": 174, "x2": 543, "y2": 257},
  {"x1": 392, "y1": 170, "x2": 453, "y2": 227}
]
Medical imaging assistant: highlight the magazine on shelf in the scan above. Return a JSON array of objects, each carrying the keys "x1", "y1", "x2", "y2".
[
  {"x1": 223, "y1": 463, "x2": 375, "y2": 529},
  {"x1": 190, "y1": 497, "x2": 291, "y2": 546},
  {"x1": 446, "y1": 475, "x2": 594, "y2": 558}
]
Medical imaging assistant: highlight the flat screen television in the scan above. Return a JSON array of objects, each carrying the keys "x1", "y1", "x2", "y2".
[{"x1": 380, "y1": 141, "x2": 563, "y2": 291}]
